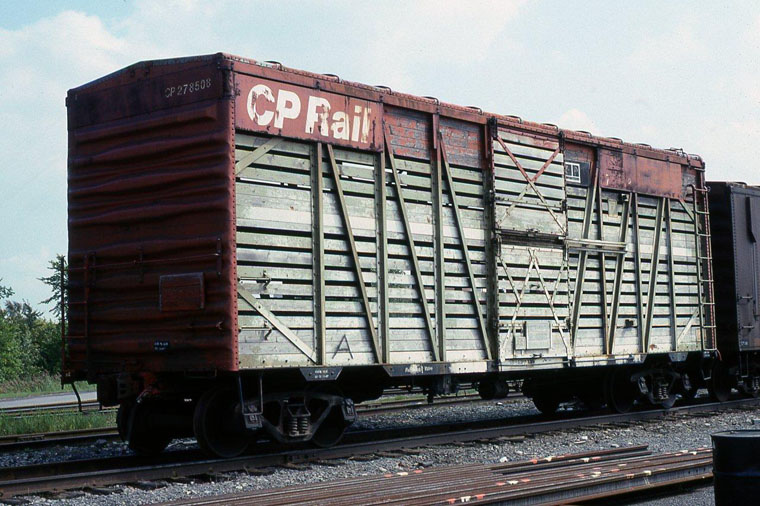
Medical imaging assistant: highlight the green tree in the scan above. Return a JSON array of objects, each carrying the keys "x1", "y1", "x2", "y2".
[
  {"x1": 0, "y1": 280, "x2": 12, "y2": 300},
  {"x1": 39, "y1": 254, "x2": 67, "y2": 321},
  {"x1": 0, "y1": 271, "x2": 65, "y2": 382},
  {"x1": 0, "y1": 281, "x2": 24, "y2": 382}
]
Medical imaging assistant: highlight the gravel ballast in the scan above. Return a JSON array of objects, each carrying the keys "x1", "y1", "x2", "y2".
[{"x1": 5, "y1": 394, "x2": 759, "y2": 506}]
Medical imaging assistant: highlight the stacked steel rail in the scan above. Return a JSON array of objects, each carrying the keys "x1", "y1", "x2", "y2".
[{"x1": 162, "y1": 446, "x2": 713, "y2": 505}]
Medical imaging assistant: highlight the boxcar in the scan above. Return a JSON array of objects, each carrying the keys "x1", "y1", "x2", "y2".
[
  {"x1": 708, "y1": 182, "x2": 760, "y2": 399},
  {"x1": 64, "y1": 53, "x2": 716, "y2": 457}
]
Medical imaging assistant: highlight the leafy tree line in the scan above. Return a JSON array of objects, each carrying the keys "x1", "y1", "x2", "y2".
[{"x1": 0, "y1": 255, "x2": 66, "y2": 383}]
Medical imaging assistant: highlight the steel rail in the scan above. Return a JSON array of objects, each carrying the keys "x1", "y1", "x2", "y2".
[{"x1": 0, "y1": 397, "x2": 757, "y2": 499}]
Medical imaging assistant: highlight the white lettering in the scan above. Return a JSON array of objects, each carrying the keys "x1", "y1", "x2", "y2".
[
  {"x1": 245, "y1": 83, "x2": 374, "y2": 146},
  {"x1": 274, "y1": 90, "x2": 301, "y2": 129},
  {"x1": 247, "y1": 84, "x2": 275, "y2": 126},
  {"x1": 331, "y1": 111, "x2": 349, "y2": 140},
  {"x1": 305, "y1": 96, "x2": 331, "y2": 135},
  {"x1": 351, "y1": 105, "x2": 362, "y2": 142}
]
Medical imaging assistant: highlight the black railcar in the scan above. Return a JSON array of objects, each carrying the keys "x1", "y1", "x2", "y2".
[{"x1": 708, "y1": 182, "x2": 760, "y2": 399}]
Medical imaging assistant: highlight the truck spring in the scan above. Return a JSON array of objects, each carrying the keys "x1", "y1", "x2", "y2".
[
  {"x1": 288, "y1": 416, "x2": 300, "y2": 436},
  {"x1": 656, "y1": 381, "x2": 669, "y2": 401},
  {"x1": 298, "y1": 416, "x2": 310, "y2": 435}
]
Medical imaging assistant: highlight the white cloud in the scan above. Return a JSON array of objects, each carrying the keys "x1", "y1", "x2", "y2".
[{"x1": 557, "y1": 108, "x2": 598, "y2": 133}]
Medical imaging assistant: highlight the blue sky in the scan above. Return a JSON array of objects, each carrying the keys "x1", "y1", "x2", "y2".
[{"x1": 1, "y1": 0, "x2": 759, "y2": 313}]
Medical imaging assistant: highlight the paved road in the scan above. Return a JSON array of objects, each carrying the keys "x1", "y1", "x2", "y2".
[{"x1": 0, "y1": 390, "x2": 98, "y2": 410}]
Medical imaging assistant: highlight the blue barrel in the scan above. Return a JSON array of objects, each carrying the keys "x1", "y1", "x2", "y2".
[{"x1": 712, "y1": 430, "x2": 760, "y2": 505}]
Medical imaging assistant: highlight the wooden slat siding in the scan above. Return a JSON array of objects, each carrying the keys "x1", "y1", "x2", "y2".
[
  {"x1": 439, "y1": 131, "x2": 491, "y2": 360},
  {"x1": 492, "y1": 129, "x2": 566, "y2": 238},
  {"x1": 596, "y1": 177, "x2": 611, "y2": 354},
  {"x1": 236, "y1": 135, "x2": 377, "y2": 367},
  {"x1": 565, "y1": 180, "x2": 704, "y2": 356},
  {"x1": 497, "y1": 245, "x2": 570, "y2": 359},
  {"x1": 440, "y1": 119, "x2": 491, "y2": 360},
  {"x1": 325, "y1": 144, "x2": 382, "y2": 362},
  {"x1": 386, "y1": 111, "x2": 491, "y2": 360},
  {"x1": 606, "y1": 193, "x2": 632, "y2": 354},
  {"x1": 234, "y1": 124, "x2": 705, "y2": 368},
  {"x1": 494, "y1": 127, "x2": 570, "y2": 361},
  {"x1": 384, "y1": 127, "x2": 438, "y2": 360},
  {"x1": 236, "y1": 114, "x2": 493, "y2": 368}
]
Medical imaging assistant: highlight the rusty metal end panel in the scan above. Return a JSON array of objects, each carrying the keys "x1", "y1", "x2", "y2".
[
  {"x1": 598, "y1": 149, "x2": 688, "y2": 199},
  {"x1": 66, "y1": 58, "x2": 238, "y2": 378}
]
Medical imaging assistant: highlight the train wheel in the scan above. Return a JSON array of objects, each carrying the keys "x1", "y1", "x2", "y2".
[
  {"x1": 127, "y1": 401, "x2": 172, "y2": 456},
  {"x1": 311, "y1": 407, "x2": 347, "y2": 448},
  {"x1": 708, "y1": 362, "x2": 732, "y2": 402},
  {"x1": 194, "y1": 387, "x2": 249, "y2": 458},
  {"x1": 532, "y1": 394, "x2": 560, "y2": 415},
  {"x1": 605, "y1": 369, "x2": 636, "y2": 414},
  {"x1": 308, "y1": 385, "x2": 350, "y2": 448}
]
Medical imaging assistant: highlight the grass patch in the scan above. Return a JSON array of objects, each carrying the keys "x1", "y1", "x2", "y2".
[
  {"x1": 0, "y1": 374, "x2": 95, "y2": 399},
  {"x1": 0, "y1": 410, "x2": 116, "y2": 436}
]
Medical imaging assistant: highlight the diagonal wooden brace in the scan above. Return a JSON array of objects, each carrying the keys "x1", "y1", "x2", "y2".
[
  {"x1": 235, "y1": 137, "x2": 283, "y2": 175},
  {"x1": 238, "y1": 284, "x2": 317, "y2": 364}
]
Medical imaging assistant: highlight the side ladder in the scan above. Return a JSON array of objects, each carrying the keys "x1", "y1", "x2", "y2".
[{"x1": 691, "y1": 184, "x2": 716, "y2": 351}]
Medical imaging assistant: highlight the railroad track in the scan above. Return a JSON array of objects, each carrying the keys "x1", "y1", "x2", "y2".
[
  {"x1": 161, "y1": 445, "x2": 713, "y2": 505},
  {"x1": 0, "y1": 392, "x2": 496, "y2": 452},
  {"x1": 0, "y1": 397, "x2": 756, "y2": 499}
]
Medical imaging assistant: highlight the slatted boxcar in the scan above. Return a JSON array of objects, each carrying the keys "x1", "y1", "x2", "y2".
[{"x1": 65, "y1": 53, "x2": 715, "y2": 456}]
